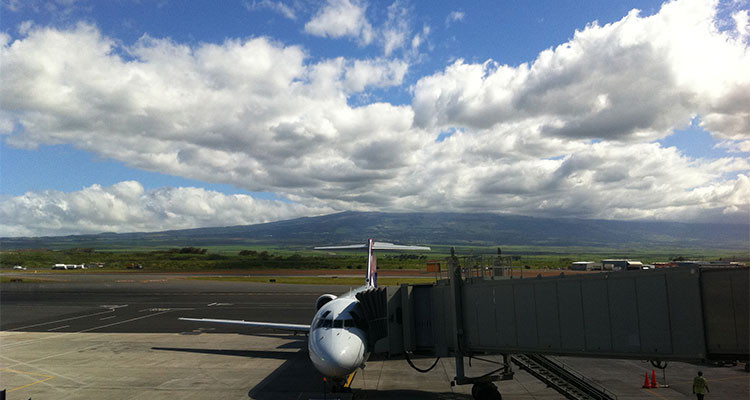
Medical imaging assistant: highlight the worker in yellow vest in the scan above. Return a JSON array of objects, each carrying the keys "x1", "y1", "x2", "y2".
[{"x1": 692, "y1": 371, "x2": 710, "y2": 400}]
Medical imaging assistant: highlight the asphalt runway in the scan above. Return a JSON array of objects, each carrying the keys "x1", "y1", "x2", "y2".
[
  {"x1": 1, "y1": 274, "x2": 320, "y2": 334},
  {"x1": 1, "y1": 273, "x2": 747, "y2": 399}
]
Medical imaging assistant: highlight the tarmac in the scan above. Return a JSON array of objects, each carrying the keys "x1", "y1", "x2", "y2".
[{"x1": 1, "y1": 272, "x2": 747, "y2": 399}]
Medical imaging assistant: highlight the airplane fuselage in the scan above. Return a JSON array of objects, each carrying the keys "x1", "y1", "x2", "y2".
[{"x1": 308, "y1": 289, "x2": 369, "y2": 378}]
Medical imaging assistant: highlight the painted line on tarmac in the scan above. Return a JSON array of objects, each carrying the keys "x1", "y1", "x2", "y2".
[
  {"x1": 79, "y1": 310, "x2": 174, "y2": 333},
  {"x1": 0, "y1": 368, "x2": 54, "y2": 393},
  {"x1": 1, "y1": 309, "x2": 170, "y2": 348},
  {"x1": 99, "y1": 315, "x2": 116, "y2": 320},
  {"x1": 0, "y1": 351, "x2": 86, "y2": 385},
  {"x1": 46, "y1": 325, "x2": 69, "y2": 332},
  {"x1": 643, "y1": 388, "x2": 670, "y2": 399},
  {"x1": 6, "y1": 309, "x2": 116, "y2": 332}
]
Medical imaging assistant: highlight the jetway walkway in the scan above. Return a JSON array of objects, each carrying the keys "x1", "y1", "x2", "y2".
[{"x1": 357, "y1": 252, "x2": 748, "y2": 396}]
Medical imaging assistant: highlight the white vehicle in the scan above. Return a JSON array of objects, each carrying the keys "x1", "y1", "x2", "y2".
[
  {"x1": 51, "y1": 264, "x2": 85, "y2": 270},
  {"x1": 13, "y1": 265, "x2": 26, "y2": 270},
  {"x1": 180, "y1": 239, "x2": 429, "y2": 387}
]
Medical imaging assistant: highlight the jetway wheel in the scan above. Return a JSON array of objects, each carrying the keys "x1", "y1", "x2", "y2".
[{"x1": 471, "y1": 382, "x2": 501, "y2": 400}]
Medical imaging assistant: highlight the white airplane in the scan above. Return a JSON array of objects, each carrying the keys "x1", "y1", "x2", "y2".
[{"x1": 179, "y1": 239, "x2": 430, "y2": 386}]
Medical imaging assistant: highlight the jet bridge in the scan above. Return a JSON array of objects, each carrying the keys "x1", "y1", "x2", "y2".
[{"x1": 358, "y1": 252, "x2": 748, "y2": 391}]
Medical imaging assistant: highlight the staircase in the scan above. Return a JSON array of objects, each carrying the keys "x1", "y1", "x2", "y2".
[{"x1": 511, "y1": 354, "x2": 617, "y2": 400}]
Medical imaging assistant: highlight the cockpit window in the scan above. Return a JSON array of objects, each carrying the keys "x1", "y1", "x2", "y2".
[
  {"x1": 334, "y1": 319, "x2": 344, "y2": 328},
  {"x1": 315, "y1": 318, "x2": 334, "y2": 328}
]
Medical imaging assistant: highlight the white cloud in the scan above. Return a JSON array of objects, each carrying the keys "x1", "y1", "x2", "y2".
[
  {"x1": 304, "y1": 0, "x2": 425, "y2": 57},
  {"x1": 381, "y1": 1, "x2": 410, "y2": 56},
  {"x1": 244, "y1": 0, "x2": 297, "y2": 20},
  {"x1": 0, "y1": 23, "x2": 421, "y2": 198},
  {"x1": 413, "y1": 0, "x2": 750, "y2": 144},
  {"x1": 734, "y1": 10, "x2": 750, "y2": 39},
  {"x1": 446, "y1": 11, "x2": 465, "y2": 27},
  {"x1": 0, "y1": 181, "x2": 332, "y2": 237},
  {"x1": 304, "y1": 0, "x2": 373, "y2": 45},
  {"x1": 2, "y1": 0, "x2": 749, "y2": 237},
  {"x1": 343, "y1": 58, "x2": 409, "y2": 92}
]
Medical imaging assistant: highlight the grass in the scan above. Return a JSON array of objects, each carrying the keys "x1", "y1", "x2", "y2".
[
  {"x1": 2, "y1": 244, "x2": 746, "y2": 272},
  {"x1": 185, "y1": 276, "x2": 437, "y2": 286},
  {"x1": 0, "y1": 276, "x2": 58, "y2": 284}
]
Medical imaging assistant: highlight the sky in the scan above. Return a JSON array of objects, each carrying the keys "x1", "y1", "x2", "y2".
[{"x1": 1, "y1": 0, "x2": 749, "y2": 237}]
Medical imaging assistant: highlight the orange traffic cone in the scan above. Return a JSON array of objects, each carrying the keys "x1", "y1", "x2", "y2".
[
  {"x1": 651, "y1": 369, "x2": 658, "y2": 388},
  {"x1": 642, "y1": 372, "x2": 651, "y2": 388}
]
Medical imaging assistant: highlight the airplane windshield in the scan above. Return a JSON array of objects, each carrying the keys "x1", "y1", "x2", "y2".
[
  {"x1": 316, "y1": 318, "x2": 357, "y2": 329},
  {"x1": 315, "y1": 318, "x2": 334, "y2": 328}
]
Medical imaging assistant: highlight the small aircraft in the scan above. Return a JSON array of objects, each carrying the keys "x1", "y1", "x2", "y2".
[{"x1": 179, "y1": 239, "x2": 430, "y2": 388}]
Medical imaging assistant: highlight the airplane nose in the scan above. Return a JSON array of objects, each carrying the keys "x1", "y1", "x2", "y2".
[{"x1": 309, "y1": 329, "x2": 365, "y2": 378}]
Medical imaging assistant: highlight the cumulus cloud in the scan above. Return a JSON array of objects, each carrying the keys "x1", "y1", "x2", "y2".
[
  {"x1": 304, "y1": 0, "x2": 425, "y2": 56},
  {"x1": 0, "y1": 24, "x2": 421, "y2": 191},
  {"x1": 0, "y1": 182, "x2": 332, "y2": 237},
  {"x1": 412, "y1": 0, "x2": 750, "y2": 145},
  {"x1": 735, "y1": 10, "x2": 750, "y2": 40},
  {"x1": 304, "y1": 0, "x2": 374, "y2": 45},
  {"x1": 343, "y1": 58, "x2": 409, "y2": 92},
  {"x1": 1, "y1": 0, "x2": 749, "y2": 237}
]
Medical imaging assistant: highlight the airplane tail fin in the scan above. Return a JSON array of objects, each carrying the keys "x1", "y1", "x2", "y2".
[
  {"x1": 367, "y1": 238, "x2": 377, "y2": 288},
  {"x1": 314, "y1": 240, "x2": 430, "y2": 289}
]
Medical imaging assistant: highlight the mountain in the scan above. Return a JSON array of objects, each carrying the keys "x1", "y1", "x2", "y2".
[{"x1": 2, "y1": 212, "x2": 748, "y2": 250}]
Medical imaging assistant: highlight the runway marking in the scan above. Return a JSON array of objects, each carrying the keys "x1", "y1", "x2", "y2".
[
  {"x1": 100, "y1": 315, "x2": 116, "y2": 320},
  {"x1": 6, "y1": 309, "x2": 115, "y2": 331},
  {"x1": 2, "y1": 310, "x2": 173, "y2": 348},
  {"x1": 0, "y1": 368, "x2": 54, "y2": 393},
  {"x1": 46, "y1": 325, "x2": 69, "y2": 332},
  {"x1": 100, "y1": 304, "x2": 128, "y2": 309},
  {"x1": 79, "y1": 310, "x2": 174, "y2": 333}
]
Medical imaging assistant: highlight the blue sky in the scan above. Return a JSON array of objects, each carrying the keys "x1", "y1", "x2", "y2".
[{"x1": 1, "y1": 0, "x2": 748, "y2": 236}]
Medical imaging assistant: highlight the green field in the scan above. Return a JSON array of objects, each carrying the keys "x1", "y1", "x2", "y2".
[
  {"x1": 186, "y1": 276, "x2": 437, "y2": 286},
  {"x1": 1, "y1": 244, "x2": 746, "y2": 272}
]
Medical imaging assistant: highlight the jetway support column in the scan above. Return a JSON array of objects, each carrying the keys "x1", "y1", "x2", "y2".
[
  {"x1": 448, "y1": 248, "x2": 466, "y2": 384},
  {"x1": 448, "y1": 248, "x2": 514, "y2": 389}
]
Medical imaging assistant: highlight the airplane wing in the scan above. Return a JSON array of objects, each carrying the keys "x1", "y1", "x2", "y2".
[
  {"x1": 179, "y1": 317, "x2": 310, "y2": 333},
  {"x1": 314, "y1": 242, "x2": 430, "y2": 251},
  {"x1": 314, "y1": 244, "x2": 367, "y2": 250}
]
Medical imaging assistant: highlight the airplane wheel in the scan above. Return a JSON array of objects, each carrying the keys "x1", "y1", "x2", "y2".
[{"x1": 471, "y1": 382, "x2": 502, "y2": 400}]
